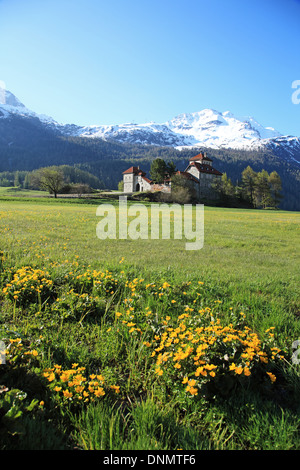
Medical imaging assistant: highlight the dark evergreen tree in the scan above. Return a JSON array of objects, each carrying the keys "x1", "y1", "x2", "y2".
[
  {"x1": 166, "y1": 160, "x2": 177, "y2": 177},
  {"x1": 150, "y1": 158, "x2": 167, "y2": 183}
]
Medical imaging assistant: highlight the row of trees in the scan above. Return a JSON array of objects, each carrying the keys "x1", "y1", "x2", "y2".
[
  {"x1": 0, "y1": 166, "x2": 104, "y2": 197},
  {"x1": 0, "y1": 171, "x2": 29, "y2": 188},
  {"x1": 30, "y1": 166, "x2": 104, "y2": 197},
  {"x1": 214, "y1": 166, "x2": 282, "y2": 209}
]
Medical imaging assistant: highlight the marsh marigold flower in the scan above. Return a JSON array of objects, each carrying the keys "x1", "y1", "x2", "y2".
[
  {"x1": 63, "y1": 390, "x2": 73, "y2": 399},
  {"x1": 94, "y1": 387, "x2": 105, "y2": 397},
  {"x1": 266, "y1": 372, "x2": 276, "y2": 383}
]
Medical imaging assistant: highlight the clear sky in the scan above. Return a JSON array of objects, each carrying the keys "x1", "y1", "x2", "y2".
[{"x1": 0, "y1": 0, "x2": 299, "y2": 136}]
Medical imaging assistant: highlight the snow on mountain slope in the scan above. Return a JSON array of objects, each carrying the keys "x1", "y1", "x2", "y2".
[
  {"x1": 0, "y1": 86, "x2": 58, "y2": 126},
  {"x1": 71, "y1": 121, "x2": 189, "y2": 146},
  {"x1": 166, "y1": 109, "x2": 282, "y2": 150},
  {"x1": 0, "y1": 87, "x2": 299, "y2": 162},
  {"x1": 68, "y1": 108, "x2": 289, "y2": 151}
]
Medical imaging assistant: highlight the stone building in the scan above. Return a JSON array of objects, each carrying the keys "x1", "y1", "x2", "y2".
[
  {"x1": 122, "y1": 153, "x2": 222, "y2": 199},
  {"x1": 182, "y1": 153, "x2": 223, "y2": 199},
  {"x1": 122, "y1": 166, "x2": 153, "y2": 193}
]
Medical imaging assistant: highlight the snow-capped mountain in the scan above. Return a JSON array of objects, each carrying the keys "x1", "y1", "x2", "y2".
[
  {"x1": 0, "y1": 87, "x2": 299, "y2": 163},
  {"x1": 0, "y1": 86, "x2": 58, "y2": 125},
  {"x1": 65, "y1": 109, "x2": 300, "y2": 165},
  {"x1": 166, "y1": 110, "x2": 283, "y2": 149},
  {"x1": 67, "y1": 109, "x2": 287, "y2": 150},
  {"x1": 71, "y1": 121, "x2": 188, "y2": 146}
]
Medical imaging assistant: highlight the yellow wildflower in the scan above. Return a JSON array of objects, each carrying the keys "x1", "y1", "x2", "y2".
[
  {"x1": 188, "y1": 379, "x2": 196, "y2": 387},
  {"x1": 266, "y1": 372, "x2": 276, "y2": 383},
  {"x1": 63, "y1": 390, "x2": 73, "y2": 399},
  {"x1": 94, "y1": 387, "x2": 105, "y2": 397},
  {"x1": 47, "y1": 372, "x2": 55, "y2": 382}
]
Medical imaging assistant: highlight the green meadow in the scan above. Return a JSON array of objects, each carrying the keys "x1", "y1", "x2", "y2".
[{"x1": 0, "y1": 196, "x2": 299, "y2": 450}]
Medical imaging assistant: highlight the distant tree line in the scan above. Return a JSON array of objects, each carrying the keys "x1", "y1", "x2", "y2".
[
  {"x1": 0, "y1": 165, "x2": 104, "y2": 196},
  {"x1": 212, "y1": 166, "x2": 283, "y2": 209}
]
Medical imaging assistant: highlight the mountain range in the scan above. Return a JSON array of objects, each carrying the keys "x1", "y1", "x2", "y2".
[
  {"x1": 0, "y1": 87, "x2": 299, "y2": 210},
  {"x1": 1, "y1": 87, "x2": 300, "y2": 155}
]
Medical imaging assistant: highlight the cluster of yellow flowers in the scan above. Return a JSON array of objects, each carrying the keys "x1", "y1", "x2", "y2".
[
  {"x1": 1, "y1": 260, "x2": 285, "y2": 403},
  {"x1": 2, "y1": 266, "x2": 53, "y2": 303},
  {"x1": 147, "y1": 313, "x2": 283, "y2": 395},
  {"x1": 71, "y1": 268, "x2": 120, "y2": 295},
  {"x1": 3, "y1": 338, "x2": 39, "y2": 366},
  {"x1": 2, "y1": 337, "x2": 120, "y2": 406},
  {"x1": 43, "y1": 363, "x2": 120, "y2": 405},
  {"x1": 122, "y1": 277, "x2": 145, "y2": 301}
]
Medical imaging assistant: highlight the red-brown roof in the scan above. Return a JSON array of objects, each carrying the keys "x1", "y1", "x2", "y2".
[
  {"x1": 189, "y1": 153, "x2": 213, "y2": 162},
  {"x1": 142, "y1": 176, "x2": 152, "y2": 184},
  {"x1": 186, "y1": 161, "x2": 222, "y2": 176},
  {"x1": 175, "y1": 170, "x2": 199, "y2": 183},
  {"x1": 122, "y1": 166, "x2": 146, "y2": 175}
]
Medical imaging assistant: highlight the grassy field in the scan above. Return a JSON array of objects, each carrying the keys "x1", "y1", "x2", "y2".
[
  {"x1": 0, "y1": 195, "x2": 299, "y2": 450},
  {"x1": 0, "y1": 186, "x2": 48, "y2": 197}
]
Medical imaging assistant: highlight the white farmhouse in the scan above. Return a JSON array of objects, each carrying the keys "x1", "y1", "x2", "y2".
[{"x1": 122, "y1": 166, "x2": 152, "y2": 193}]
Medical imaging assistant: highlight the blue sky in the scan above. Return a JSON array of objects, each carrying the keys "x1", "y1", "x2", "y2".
[{"x1": 0, "y1": 0, "x2": 299, "y2": 136}]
